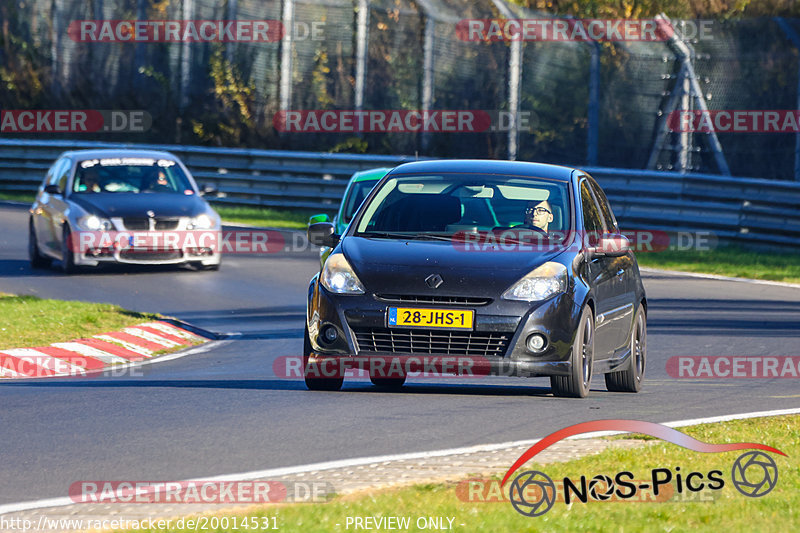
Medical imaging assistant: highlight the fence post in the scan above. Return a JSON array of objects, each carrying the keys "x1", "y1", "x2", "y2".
[
  {"x1": 134, "y1": 0, "x2": 147, "y2": 89},
  {"x1": 279, "y1": 0, "x2": 295, "y2": 112},
  {"x1": 587, "y1": 41, "x2": 600, "y2": 166},
  {"x1": 50, "y1": 0, "x2": 61, "y2": 94},
  {"x1": 226, "y1": 0, "x2": 238, "y2": 63},
  {"x1": 776, "y1": 18, "x2": 800, "y2": 182},
  {"x1": 354, "y1": 0, "x2": 369, "y2": 112},
  {"x1": 179, "y1": 0, "x2": 194, "y2": 110},
  {"x1": 421, "y1": 15, "x2": 435, "y2": 152}
]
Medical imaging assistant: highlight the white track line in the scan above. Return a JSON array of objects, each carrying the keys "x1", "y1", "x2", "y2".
[
  {"x1": 50, "y1": 343, "x2": 128, "y2": 365},
  {"x1": 641, "y1": 267, "x2": 800, "y2": 289},
  {"x1": 0, "y1": 348, "x2": 86, "y2": 376},
  {"x1": 0, "y1": 366, "x2": 22, "y2": 378},
  {"x1": 1, "y1": 406, "x2": 797, "y2": 516},
  {"x1": 95, "y1": 335, "x2": 154, "y2": 357},
  {"x1": 141, "y1": 322, "x2": 206, "y2": 343},
  {"x1": 121, "y1": 327, "x2": 182, "y2": 348}
]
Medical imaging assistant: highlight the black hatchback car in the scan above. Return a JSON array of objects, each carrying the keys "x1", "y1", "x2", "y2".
[{"x1": 305, "y1": 160, "x2": 646, "y2": 398}]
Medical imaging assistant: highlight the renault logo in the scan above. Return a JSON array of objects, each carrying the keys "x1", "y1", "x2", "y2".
[{"x1": 425, "y1": 274, "x2": 444, "y2": 289}]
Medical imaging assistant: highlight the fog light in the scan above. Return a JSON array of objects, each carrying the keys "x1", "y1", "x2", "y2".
[
  {"x1": 526, "y1": 333, "x2": 547, "y2": 353},
  {"x1": 322, "y1": 325, "x2": 338, "y2": 344}
]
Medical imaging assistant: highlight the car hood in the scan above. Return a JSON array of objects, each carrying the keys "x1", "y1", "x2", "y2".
[
  {"x1": 341, "y1": 236, "x2": 566, "y2": 296},
  {"x1": 70, "y1": 193, "x2": 208, "y2": 219}
]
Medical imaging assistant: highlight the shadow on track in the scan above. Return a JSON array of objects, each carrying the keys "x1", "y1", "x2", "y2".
[{"x1": 0, "y1": 378, "x2": 576, "y2": 397}]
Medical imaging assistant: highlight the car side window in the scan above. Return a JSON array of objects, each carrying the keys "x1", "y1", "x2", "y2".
[
  {"x1": 42, "y1": 162, "x2": 57, "y2": 188},
  {"x1": 46, "y1": 158, "x2": 66, "y2": 186},
  {"x1": 588, "y1": 179, "x2": 617, "y2": 233},
  {"x1": 580, "y1": 180, "x2": 605, "y2": 247},
  {"x1": 56, "y1": 159, "x2": 72, "y2": 193}
]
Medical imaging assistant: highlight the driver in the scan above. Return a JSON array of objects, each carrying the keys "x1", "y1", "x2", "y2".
[
  {"x1": 144, "y1": 170, "x2": 170, "y2": 191},
  {"x1": 524, "y1": 200, "x2": 554, "y2": 232},
  {"x1": 80, "y1": 167, "x2": 102, "y2": 193}
]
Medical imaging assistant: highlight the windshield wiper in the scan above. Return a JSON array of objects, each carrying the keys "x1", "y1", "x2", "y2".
[
  {"x1": 358, "y1": 231, "x2": 418, "y2": 239},
  {"x1": 357, "y1": 231, "x2": 454, "y2": 242}
]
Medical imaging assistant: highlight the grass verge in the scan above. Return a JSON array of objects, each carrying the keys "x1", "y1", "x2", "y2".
[
  {"x1": 0, "y1": 191, "x2": 35, "y2": 203},
  {"x1": 637, "y1": 245, "x2": 800, "y2": 284},
  {"x1": 120, "y1": 414, "x2": 798, "y2": 533},
  {"x1": 213, "y1": 204, "x2": 329, "y2": 229},
  {"x1": 0, "y1": 293, "x2": 160, "y2": 349}
]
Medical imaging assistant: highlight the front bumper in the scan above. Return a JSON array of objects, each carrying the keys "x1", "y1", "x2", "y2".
[
  {"x1": 73, "y1": 229, "x2": 222, "y2": 266},
  {"x1": 307, "y1": 279, "x2": 582, "y2": 378}
]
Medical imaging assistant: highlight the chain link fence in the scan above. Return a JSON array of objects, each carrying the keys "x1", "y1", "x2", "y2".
[{"x1": 1, "y1": 0, "x2": 798, "y2": 180}]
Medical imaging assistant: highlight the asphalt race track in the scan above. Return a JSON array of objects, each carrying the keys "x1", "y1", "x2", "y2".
[{"x1": 1, "y1": 204, "x2": 799, "y2": 505}]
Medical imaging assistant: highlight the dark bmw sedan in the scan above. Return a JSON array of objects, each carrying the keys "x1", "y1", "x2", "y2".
[
  {"x1": 28, "y1": 149, "x2": 222, "y2": 273},
  {"x1": 305, "y1": 160, "x2": 646, "y2": 398}
]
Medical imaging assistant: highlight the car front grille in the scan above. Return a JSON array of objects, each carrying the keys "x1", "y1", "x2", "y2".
[
  {"x1": 123, "y1": 218, "x2": 180, "y2": 230},
  {"x1": 375, "y1": 294, "x2": 492, "y2": 306},
  {"x1": 119, "y1": 249, "x2": 182, "y2": 261},
  {"x1": 353, "y1": 327, "x2": 511, "y2": 357}
]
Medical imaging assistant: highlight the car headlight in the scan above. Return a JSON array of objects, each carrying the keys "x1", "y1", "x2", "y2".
[
  {"x1": 321, "y1": 253, "x2": 365, "y2": 294},
  {"x1": 77, "y1": 215, "x2": 113, "y2": 231},
  {"x1": 188, "y1": 213, "x2": 215, "y2": 230},
  {"x1": 502, "y1": 261, "x2": 567, "y2": 302}
]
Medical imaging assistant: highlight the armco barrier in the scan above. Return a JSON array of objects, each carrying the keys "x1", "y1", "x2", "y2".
[{"x1": 0, "y1": 139, "x2": 798, "y2": 249}]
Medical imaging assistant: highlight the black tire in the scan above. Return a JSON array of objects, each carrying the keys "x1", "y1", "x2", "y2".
[
  {"x1": 370, "y1": 375, "x2": 407, "y2": 389},
  {"x1": 551, "y1": 305, "x2": 594, "y2": 398},
  {"x1": 192, "y1": 261, "x2": 220, "y2": 271},
  {"x1": 61, "y1": 225, "x2": 77, "y2": 275},
  {"x1": 303, "y1": 326, "x2": 343, "y2": 391},
  {"x1": 605, "y1": 305, "x2": 646, "y2": 393},
  {"x1": 29, "y1": 220, "x2": 51, "y2": 269}
]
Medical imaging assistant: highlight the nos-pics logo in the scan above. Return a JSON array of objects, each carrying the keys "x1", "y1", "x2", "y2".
[{"x1": 502, "y1": 420, "x2": 783, "y2": 517}]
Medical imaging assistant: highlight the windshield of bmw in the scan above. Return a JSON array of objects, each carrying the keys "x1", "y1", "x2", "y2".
[
  {"x1": 72, "y1": 158, "x2": 194, "y2": 194},
  {"x1": 354, "y1": 174, "x2": 572, "y2": 241}
]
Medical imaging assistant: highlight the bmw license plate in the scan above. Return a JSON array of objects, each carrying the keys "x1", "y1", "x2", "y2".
[{"x1": 387, "y1": 307, "x2": 474, "y2": 329}]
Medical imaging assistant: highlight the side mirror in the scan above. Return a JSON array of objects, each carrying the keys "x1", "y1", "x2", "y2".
[
  {"x1": 308, "y1": 222, "x2": 339, "y2": 248},
  {"x1": 44, "y1": 184, "x2": 61, "y2": 195},
  {"x1": 591, "y1": 234, "x2": 630, "y2": 258},
  {"x1": 308, "y1": 213, "x2": 331, "y2": 225}
]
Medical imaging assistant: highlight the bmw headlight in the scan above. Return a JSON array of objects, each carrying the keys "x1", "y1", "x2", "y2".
[
  {"x1": 188, "y1": 213, "x2": 216, "y2": 230},
  {"x1": 77, "y1": 215, "x2": 113, "y2": 231},
  {"x1": 502, "y1": 262, "x2": 567, "y2": 302},
  {"x1": 321, "y1": 253, "x2": 365, "y2": 294}
]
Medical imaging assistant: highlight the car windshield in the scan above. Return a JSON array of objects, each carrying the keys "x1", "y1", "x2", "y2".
[
  {"x1": 72, "y1": 157, "x2": 193, "y2": 194},
  {"x1": 355, "y1": 174, "x2": 572, "y2": 239},
  {"x1": 342, "y1": 180, "x2": 380, "y2": 223}
]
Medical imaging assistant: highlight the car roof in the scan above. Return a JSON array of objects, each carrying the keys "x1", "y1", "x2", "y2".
[
  {"x1": 387, "y1": 159, "x2": 575, "y2": 181},
  {"x1": 59, "y1": 149, "x2": 179, "y2": 161},
  {"x1": 351, "y1": 167, "x2": 392, "y2": 183}
]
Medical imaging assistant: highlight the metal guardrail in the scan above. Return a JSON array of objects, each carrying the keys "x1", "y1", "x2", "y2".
[{"x1": 1, "y1": 139, "x2": 798, "y2": 249}]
